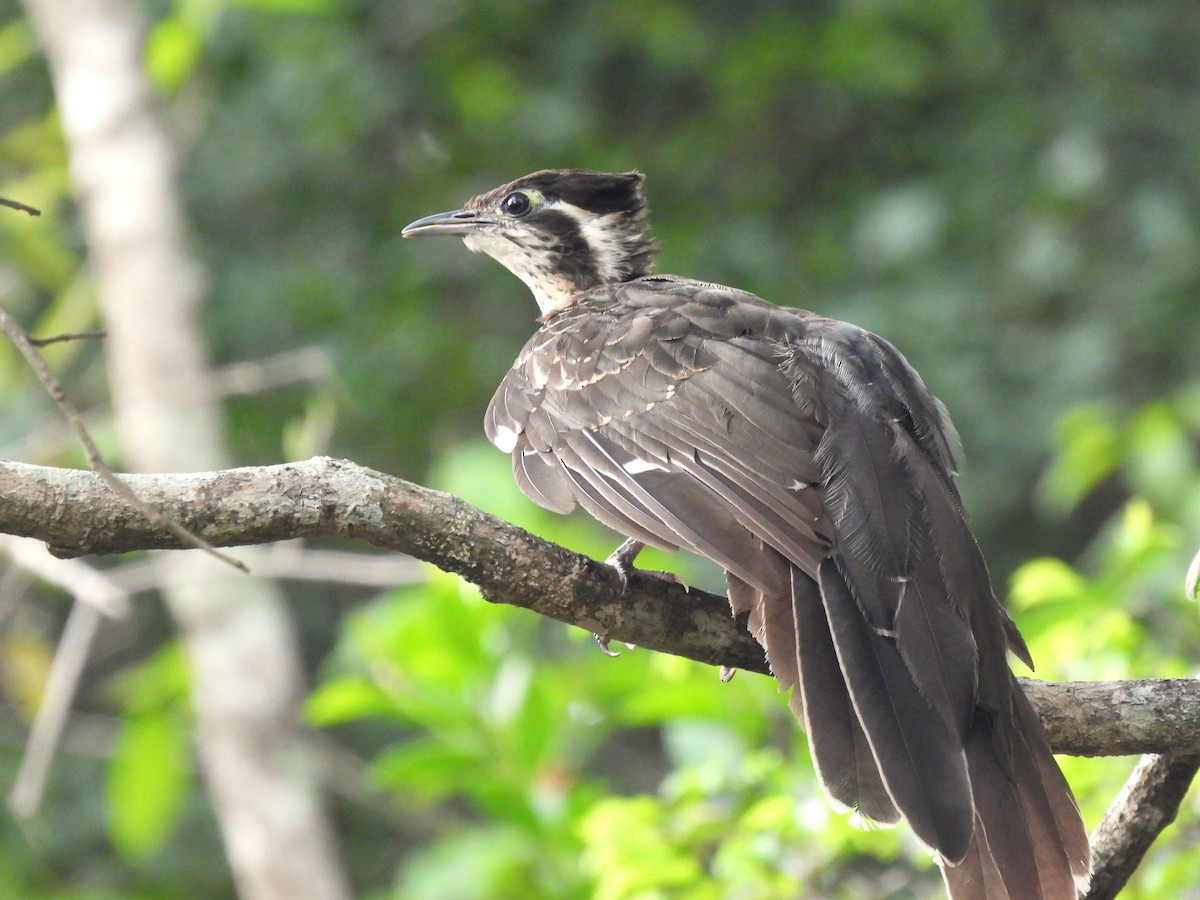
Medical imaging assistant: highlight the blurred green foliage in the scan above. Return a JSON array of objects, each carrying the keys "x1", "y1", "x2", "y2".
[
  {"x1": 105, "y1": 644, "x2": 192, "y2": 861},
  {"x1": 2, "y1": 0, "x2": 1199, "y2": 897}
]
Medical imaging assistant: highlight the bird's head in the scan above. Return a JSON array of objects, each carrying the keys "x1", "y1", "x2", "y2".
[{"x1": 402, "y1": 169, "x2": 658, "y2": 317}]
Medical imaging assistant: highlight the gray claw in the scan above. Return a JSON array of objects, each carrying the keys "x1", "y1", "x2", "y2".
[{"x1": 595, "y1": 634, "x2": 621, "y2": 657}]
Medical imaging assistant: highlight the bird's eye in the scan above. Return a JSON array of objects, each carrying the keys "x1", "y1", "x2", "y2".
[{"x1": 501, "y1": 191, "x2": 533, "y2": 217}]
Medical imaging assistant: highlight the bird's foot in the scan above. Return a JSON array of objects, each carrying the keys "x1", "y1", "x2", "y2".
[
  {"x1": 719, "y1": 666, "x2": 737, "y2": 683},
  {"x1": 605, "y1": 538, "x2": 645, "y2": 591},
  {"x1": 597, "y1": 538, "x2": 684, "y2": 658},
  {"x1": 605, "y1": 538, "x2": 689, "y2": 593}
]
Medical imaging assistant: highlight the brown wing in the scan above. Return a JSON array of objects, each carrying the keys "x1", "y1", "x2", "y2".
[{"x1": 486, "y1": 276, "x2": 1088, "y2": 897}]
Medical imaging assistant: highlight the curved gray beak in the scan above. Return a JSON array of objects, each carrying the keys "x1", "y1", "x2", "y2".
[{"x1": 401, "y1": 207, "x2": 489, "y2": 237}]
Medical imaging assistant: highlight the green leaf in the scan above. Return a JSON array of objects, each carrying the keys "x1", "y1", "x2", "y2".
[
  {"x1": 1008, "y1": 557, "x2": 1087, "y2": 612},
  {"x1": 303, "y1": 675, "x2": 396, "y2": 725},
  {"x1": 369, "y1": 739, "x2": 487, "y2": 803},
  {"x1": 0, "y1": 19, "x2": 35, "y2": 79},
  {"x1": 144, "y1": 18, "x2": 202, "y2": 92},
  {"x1": 578, "y1": 797, "x2": 709, "y2": 900},
  {"x1": 1125, "y1": 403, "x2": 1195, "y2": 509},
  {"x1": 106, "y1": 642, "x2": 190, "y2": 715},
  {"x1": 395, "y1": 826, "x2": 552, "y2": 900},
  {"x1": 106, "y1": 712, "x2": 191, "y2": 859},
  {"x1": 1037, "y1": 404, "x2": 1120, "y2": 515}
]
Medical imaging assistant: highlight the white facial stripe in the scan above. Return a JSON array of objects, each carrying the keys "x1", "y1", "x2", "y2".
[{"x1": 551, "y1": 204, "x2": 629, "y2": 284}]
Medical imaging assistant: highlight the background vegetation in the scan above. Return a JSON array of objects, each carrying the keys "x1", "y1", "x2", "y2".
[{"x1": 1, "y1": 1, "x2": 1199, "y2": 897}]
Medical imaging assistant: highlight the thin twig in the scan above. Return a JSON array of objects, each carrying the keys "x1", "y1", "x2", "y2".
[
  {"x1": 0, "y1": 536, "x2": 128, "y2": 617},
  {"x1": 27, "y1": 330, "x2": 107, "y2": 347},
  {"x1": 7, "y1": 602, "x2": 105, "y2": 818},
  {"x1": 0, "y1": 197, "x2": 41, "y2": 216},
  {"x1": 0, "y1": 302, "x2": 247, "y2": 573},
  {"x1": 106, "y1": 542, "x2": 422, "y2": 595},
  {"x1": 212, "y1": 344, "x2": 333, "y2": 397},
  {"x1": 1, "y1": 534, "x2": 129, "y2": 820}
]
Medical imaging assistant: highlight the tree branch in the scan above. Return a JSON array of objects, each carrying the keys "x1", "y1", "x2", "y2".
[
  {"x1": 0, "y1": 456, "x2": 768, "y2": 674},
  {"x1": 2, "y1": 456, "x2": 1197, "y2": 760},
  {"x1": 0, "y1": 303, "x2": 245, "y2": 572},
  {"x1": 1085, "y1": 751, "x2": 1200, "y2": 899},
  {"x1": 1020, "y1": 679, "x2": 1200, "y2": 757}
]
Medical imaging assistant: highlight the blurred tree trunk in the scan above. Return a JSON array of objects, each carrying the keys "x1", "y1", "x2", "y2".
[{"x1": 21, "y1": 0, "x2": 351, "y2": 897}]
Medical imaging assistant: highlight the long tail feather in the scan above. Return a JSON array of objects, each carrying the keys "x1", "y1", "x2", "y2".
[
  {"x1": 938, "y1": 690, "x2": 1090, "y2": 899},
  {"x1": 819, "y1": 558, "x2": 976, "y2": 861},
  {"x1": 791, "y1": 564, "x2": 898, "y2": 823}
]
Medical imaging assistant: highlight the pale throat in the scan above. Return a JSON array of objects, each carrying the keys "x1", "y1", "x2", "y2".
[
  {"x1": 510, "y1": 264, "x2": 579, "y2": 317},
  {"x1": 532, "y1": 283, "x2": 578, "y2": 317},
  {"x1": 464, "y1": 231, "x2": 586, "y2": 318}
]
